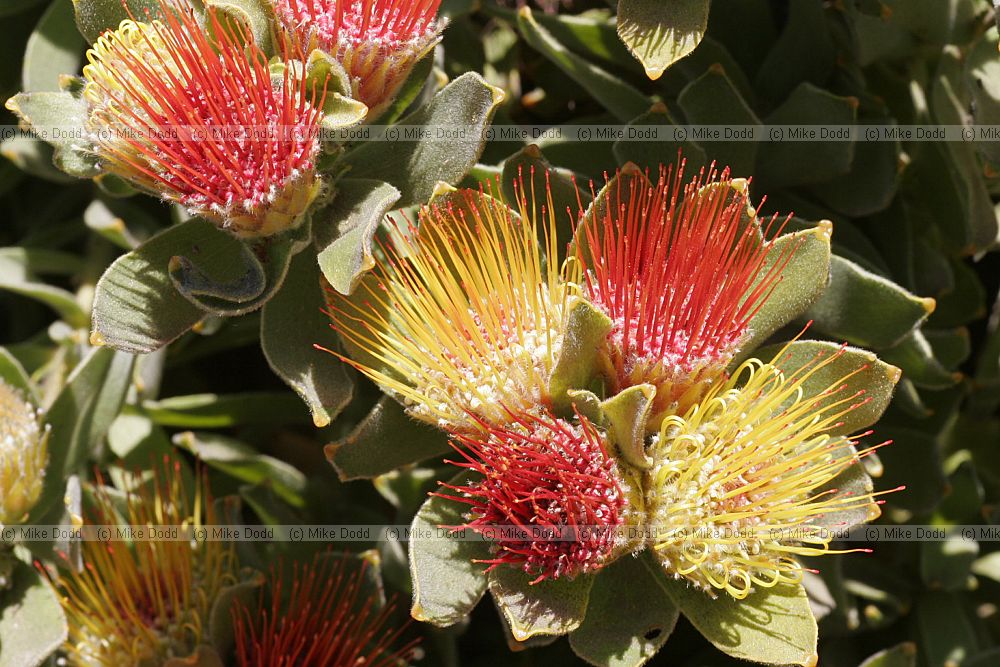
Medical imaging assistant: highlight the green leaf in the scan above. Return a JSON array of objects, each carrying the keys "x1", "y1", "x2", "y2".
[
  {"x1": 549, "y1": 297, "x2": 613, "y2": 413},
  {"x1": 616, "y1": 0, "x2": 708, "y2": 80},
  {"x1": 5, "y1": 91, "x2": 97, "y2": 178},
  {"x1": 677, "y1": 65, "x2": 761, "y2": 176},
  {"x1": 326, "y1": 396, "x2": 450, "y2": 481},
  {"x1": 569, "y1": 553, "x2": 679, "y2": 667},
  {"x1": 107, "y1": 411, "x2": 172, "y2": 463},
  {"x1": 755, "y1": 340, "x2": 900, "y2": 436},
  {"x1": 877, "y1": 426, "x2": 946, "y2": 514},
  {"x1": 0, "y1": 247, "x2": 87, "y2": 328},
  {"x1": 174, "y1": 431, "x2": 307, "y2": 508},
  {"x1": 804, "y1": 255, "x2": 936, "y2": 350},
  {"x1": 91, "y1": 219, "x2": 238, "y2": 353},
  {"x1": 879, "y1": 330, "x2": 960, "y2": 389},
  {"x1": 516, "y1": 7, "x2": 650, "y2": 122},
  {"x1": 314, "y1": 178, "x2": 400, "y2": 294},
  {"x1": 611, "y1": 103, "x2": 706, "y2": 174},
  {"x1": 22, "y1": 0, "x2": 86, "y2": 93},
  {"x1": 207, "y1": 571, "x2": 266, "y2": 659},
  {"x1": 344, "y1": 73, "x2": 503, "y2": 207},
  {"x1": 662, "y1": 577, "x2": 818, "y2": 666},
  {"x1": 0, "y1": 560, "x2": 67, "y2": 667},
  {"x1": 488, "y1": 566, "x2": 594, "y2": 641},
  {"x1": 920, "y1": 535, "x2": 978, "y2": 592},
  {"x1": 927, "y1": 50, "x2": 998, "y2": 253},
  {"x1": 0, "y1": 135, "x2": 76, "y2": 184},
  {"x1": 204, "y1": 0, "x2": 274, "y2": 53},
  {"x1": 752, "y1": 0, "x2": 835, "y2": 104},
  {"x1": 261, "y1": 250, "x2": 354, "y2": 428},
  {"x1": 141, "y1": 392, "x2": 310, "y2": 428},
  {"x1": 814, "y1": 456, "x2": 879, "y2": 531},
  {"x1": 757, "y1": 83, "x2": 857, "y2": 189},
  {"x1": 806, "y1": 118, "x2": 900, "y2": 218},
  {"x1": 409, "y1": 471, "x2": 492, "y2": 626},
  {"x1": 914, "y1": 592, "x2": 979, "y2": 667},
  {"x1": 600, "y1": 385, "x2": 655, "y2": 469},
  {"x1": 33, "y1": 347, "x2": 134, "y2": 520},
  {"x1": 0, "y1": 347, "x2": 35, "y2": 400},
  {"x1": 739, "y1": 224, "x2": 832, "y2": 355},
  {"x1": 858, "y1": 643, "x2": 917, "y2": 667},
  {"x1": 168, "y1": 221, "x2": 311, "y2": 316}
]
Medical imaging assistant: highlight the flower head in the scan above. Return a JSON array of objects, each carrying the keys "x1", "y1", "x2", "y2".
[
  {"x1": 647, "y1": 346, "x2": 896, "y2": 599},
  {"x1": 82, "y1": 0, "x2": 325, "y2": 237},
  {"x1": 45, "y1": 457, "x2": 237, "y2": 665},
  {"x1": 578, "y1": 163, "x2": 793, "y2": 424},
  {"x1": 271, "y1": 0, "x2": 443, "y2": 116},
  {"x1": 0, "y1": 380, "x2": 48, "y2": 526},
  {"x1": 232, "y1": 552, "x2": 417, "y2": 666},
  {"x1": 439, "y1": 409, "x2": 628, "y2": 583},
  {"x1": 327, "y1": 183, "x2": 579, "y2": 431}
]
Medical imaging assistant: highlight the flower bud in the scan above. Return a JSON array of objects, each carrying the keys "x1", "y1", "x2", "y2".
[{"x1": 0, "y1": 379, "x2": 48, "y2": 526}]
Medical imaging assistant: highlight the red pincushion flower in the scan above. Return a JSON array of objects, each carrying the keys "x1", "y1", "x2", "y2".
[
  {"x1": 82, "y1": 0, "x2": 325, "y2": 238},
  {"x1": 577, "y1": 162, "x2": 794, "y2": 424},
  {"x1": 439, "y1": 410, "x2": 628, "y2": 583},
  {"x1": 271, "y1": 0, "x2": 444, "y2": 117},
  {"x1": 232, "y1": 552, "x2": 418, "y2": 666}
]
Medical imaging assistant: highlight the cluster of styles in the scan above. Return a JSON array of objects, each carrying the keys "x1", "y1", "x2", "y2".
[{"x1": 327, "y1": 163, "x2": 897, "y2": 599}]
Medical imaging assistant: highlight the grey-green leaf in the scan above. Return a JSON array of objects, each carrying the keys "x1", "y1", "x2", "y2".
[
  {"x1": 409, "y1": 471, "x2": 492, "y2": 626},
  {"x1": 569, "y1": 553, "x2": 679, "y2": 667},
  {"x1": 261, "y1": 250, "x2": 354, "y2": 427},
  {"x1": 344, "y1": 73, "x2": 503, "y2": 207},
  {"x1": 326, "y1": 396, "x2": 450, "y2": 481},
  {"x1": 315, "y1": 178, "x2": 400, "y2": 295},
  {"x1": 662, "y1": 577, "x2": 818, "y2": 666},
  {"x1": 489, "y1": 566, "x2": 595, "y2": 641},
  {"x1": 616, "y1": 0, "x2": 709, "y2": 80},
  {"x1": 804, "y1": 255, "x2": 936, "y2": 350},
  {"x1": 517, "y1": 7, "x2": 650, "y2": 122},
  {"x1": 0, "y1": 560, "x2": 67, "y2": 667}
]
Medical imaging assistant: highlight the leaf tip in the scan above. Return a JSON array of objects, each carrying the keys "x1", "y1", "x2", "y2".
[
  {"x1": 89, "y1": 330, "x2": 106, "y2": 347},
  {"x1": 919, "y1": 297, "x2": 937, "y2": 314},
  {"x1": 814, "y1": 219, "x2": 833, "y2": 241}
]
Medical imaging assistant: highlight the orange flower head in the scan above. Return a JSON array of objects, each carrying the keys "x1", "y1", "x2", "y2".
[
  {"x1": 233, "y1": 552, "x2": 417, "y2": 666},
  {"x1": 44, "y1": 457, "x2": 237, "y2": 664},
  {"x1": 271, "y1": 0, "x2": 443, "y2": 116},
  {"x1": 82, "y1": 0, "x2": 325, "y2": 237},
  {"x1": 577, "y1": 163, "x2": 794, "y2": 424},
  {"x1": 326, "y1": 181, "x2": 580, "y2": 432}
]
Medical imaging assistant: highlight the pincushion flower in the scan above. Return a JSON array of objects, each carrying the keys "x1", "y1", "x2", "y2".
[
  {"x1": 577, "y1": 163, "x2": 794, "y2": 426},
  {"x1": 46, "y1": 457, "x2": 236, "y2": 665},
  {"x1": 327, "y1": 184, "x2": 580, "y2": 431},
  {"x1": 81, "y1": 0, "x2": 325, "y2": 238},
  {"x1": 646, "y1": 345, "x2": 896, "y2": 600},
  {"x1": 0, "y1": 379, "x2": 48, "y2": 526},
  {"x1": 439, "y1": 409, "x2": 629, "y2": 583},
  {"x1": 232, "y1": 552, "x2": 417, "y2": 666},
  {"x1": 271, "y1": 0, "x2": 444, "y2": 117}
]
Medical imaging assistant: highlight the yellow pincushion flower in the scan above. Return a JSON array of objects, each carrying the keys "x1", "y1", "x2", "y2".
[
  {"x1": 47, "y1": 458, "x2": 237, "y2": 665},
  {"x1": 647, "y1": 345, "x2": 895, "y2": 600},
  {"x1": 328, "y1": 183, "x2": 581, "y2": 431},
  {"x1": 0, "y1": 379, "x2": 48, "y2": 526}
]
